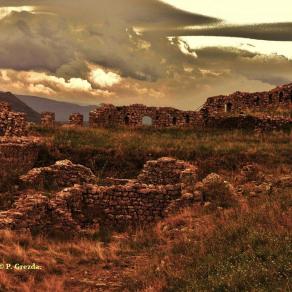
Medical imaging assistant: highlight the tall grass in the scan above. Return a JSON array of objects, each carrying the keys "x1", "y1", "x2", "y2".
[
  {"x1": 122, "y1": 189, "x2": 292, "y2": 291},
  {"x1": 33, "y1": 126, "x2": 292, "y2": 179}
]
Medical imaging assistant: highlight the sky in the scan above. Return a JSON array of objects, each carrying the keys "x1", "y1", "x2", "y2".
[{"x1": 0, "y1": 0, "x2": 292, "y2": 109}]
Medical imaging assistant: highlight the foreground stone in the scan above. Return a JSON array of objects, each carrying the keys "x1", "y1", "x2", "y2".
[{"x1": 0, "y1": 157, "x2": 199, "y2": 233}]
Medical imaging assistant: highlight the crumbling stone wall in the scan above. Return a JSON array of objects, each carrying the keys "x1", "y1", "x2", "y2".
[
  {"x1": 0, "y1": 137, "x2": 41, "y2": 190},
  {"x1": 201, "y1": 83, "x2": 292, "y2": 117},
  {"x1": 20, "y1": 160, "x2": 97, "y2": 190},
  {"x1": 41, "y1": 112, "x2": 55, "y2": 127},
  {"x1": 69, "y1": 113, "x2": 84, "y2": 126},
  {"x1": 0, "y1": 102, "x2": 27, "y2": 136},
  {"x1": 0, "y1": 157, "x2": 198, "y2": 232},
  {"x1": 138, "y1": 157, "x2": 197, "y2": 189},
  {"x1": 0, "y1": 192, "x2": 79, "y2": 233},
  {"x1": 89, "y1": 103, "x2": 202, "y2": 128}
]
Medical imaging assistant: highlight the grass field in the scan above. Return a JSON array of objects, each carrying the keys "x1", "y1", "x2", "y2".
[
  {"x1": 34, "y1": 126, "x2": 292, "y2": 179},
  {"x1": 0, "y1": 126, "x2": 290, "y2": 291}
]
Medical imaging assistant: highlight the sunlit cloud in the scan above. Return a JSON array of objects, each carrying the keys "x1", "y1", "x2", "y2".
[
  {"x1": 89, "y1": 67, "x2": 122, "y2": 88},
  {"x1": 0, "y1": 0, "x2": 291, "y2": 109},
  {"x1": 0, "y1": 6, "x2": 34, "y2": 19}
]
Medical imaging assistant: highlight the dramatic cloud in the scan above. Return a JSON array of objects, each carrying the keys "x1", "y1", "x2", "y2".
[
  {"x1": 148, "y1": 22, "x2": 292, "y2": 41},
  {"x1": 0, "y1": 0, "x2": 291, "y2": 109},
  {"x1": 90, "y1": 67, "x2": 122, "y2": 88}
]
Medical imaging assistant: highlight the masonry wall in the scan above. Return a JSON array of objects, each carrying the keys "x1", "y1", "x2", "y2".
[
  {"x1": 89, "y1": 104, "x2": 202, "y2": 128},
  {"x1": 69, "y1": 113, "x2": 84, "y2": 126},
  {"x1": 0, "y1": 157, "x2": 198, "y2": 232},
  {"x1": 41, "y1": 112, "x2": 55, "y2": 127},
  {"x1": 201, "y1": 83, "x2": 292, "y2": 116},
  {"x1": 0, "y1": 138, "x2": 40, "y2": 190},
  {"x1": 0, "y1": 102, "x2": 28, "y2": 136}
]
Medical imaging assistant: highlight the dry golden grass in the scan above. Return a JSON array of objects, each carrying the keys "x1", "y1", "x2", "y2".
[
  {"x1": 121, "y1": 188, "x2": 292, "y2": 291},
  {"x1": 0, "y1": 229, "x2": 121, "y2": 291},
  {"x1": 0, "y1": 126, "x2": 290, "y2": 291}
]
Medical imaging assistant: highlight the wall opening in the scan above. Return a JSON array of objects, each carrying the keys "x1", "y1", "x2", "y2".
[
  {"x1": 255, "y1": 96, "x2": 260, "y2": 106},
  {"x1": 185, "y1": 115, "x2": 190, "y2": 124},
  {"x1": 225, "y1": 102, "x2": 233, "y2": 113},
  {"x1": 279, "y1": 91, "x2": 284, "y2": 102},
  {"x1": 172, "y1": 117, "x2": 177, "y2": 125},
  {"x1": 142, "y1": 116, "x2": 153, "y2": 126},
  {"x1": 202, "y1": 108, "x2": 209, "y2": 119},
  {"x1": 269, "y1": 94, "x2": 273, "y2": 104},
  {"x1": 124, "y1": 114, "x2": 130, "y2": 125}
]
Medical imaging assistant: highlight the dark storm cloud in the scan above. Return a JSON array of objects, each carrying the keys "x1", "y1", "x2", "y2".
[
  {"x1": 144, "y1": 22, "x2": 292, "y2": 42},
  {"x1": 0, "y1": 0, "x2": 291, "y2": 108},
  {"x1": 0, "y1": 0, "x2": 221, "y2": 26}
]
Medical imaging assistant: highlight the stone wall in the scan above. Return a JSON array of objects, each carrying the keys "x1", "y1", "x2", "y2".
[
  {"x1": 0, "y1": 137, "x2": 41, "y2": 190},
  {"x1": 41, "y1": 112, "x2": 55, "y2": 127},
  {"x1": 88, "y1": 84, "x2": 292, "y2": 128},
  {"x1": 20, "y1": 160, "x2": 97, "y2": 190},
  {"x1": 0, "y1": 102, "x2": 27, "y2": 136},
  {"x1": 69, "y1": 113, "x2": 84, "y2": 127},
  {"x1": 201, "y1": 83, "x2": 292, "y2": 117},
  {"x1": 89, "y1": 103, "x2": 202, "y2": 128},
  {"x1": 0, "y1": 157, "x2": 198, "y2": 232}
]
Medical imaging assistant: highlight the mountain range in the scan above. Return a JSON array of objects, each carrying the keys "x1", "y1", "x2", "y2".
[
  {"x1": 0, "y1": 92, "x2": 41, "y2": 122},
  {"x1": 17, "y1": 95, "x2": 97, "y2": 122}
]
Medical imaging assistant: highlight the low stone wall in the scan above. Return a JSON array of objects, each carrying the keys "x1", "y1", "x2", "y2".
[
  {"x1": 0, "y1": 157, "x2": 199, "y2": 232},
  {"x1": 0, "y1": 192, "x2": 79, "y2": 234},
  {"x1": 0, "y1": 137, "x2": 41, "y2": 190},
  {"x1": 138, "y1": 157, "x2": 197, "y2": 186},
  {"x1": 20, "y1": 160, "x2": 97, "y2": 190},
  {"x1": 58, "y1": 182, "x2": 182, "y2": 227},
  {"x1": 0, "y1": 102, "x2": 27, "y2": 136}
]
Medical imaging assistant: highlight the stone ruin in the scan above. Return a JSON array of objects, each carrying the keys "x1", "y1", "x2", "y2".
[
  {"x1": 89, "y1": 103, "x2": 203, "y2": 128},
  {"x1": 87, "y1": 83, "x2": 292, "y2": 129},
  {"x1": 0, "y1": 102, "x2": 28, "y2": 136},
  {"x1": 69, "y1": 113, "x2": 84, "y2": 127},
  {"x1": 201, "y1": 83, "x2": 292, "y2": 117},
  {"x1": 0, "y1": 137, "x2": 41, "y2": 190},
  {"x1": 20, "y1": 160, "x2": 97, "y2": 190},
  {"x1": 0, "y1": 157, "x2": 201, "y2": 233},
  {"x1": 2, "y1": 156, "x2": 290, "y2": 234},
  {"x1": 41, "y1": 112, "x2": 55, "y2": 127}
]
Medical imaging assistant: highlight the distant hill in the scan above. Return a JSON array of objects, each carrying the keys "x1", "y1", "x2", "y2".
[
  {"x1": 17, "y1": 95, "x2": 97, "y2": 121},
  {"x1": 0, "y1": 92, "x2": 41, "y2": 122}
]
